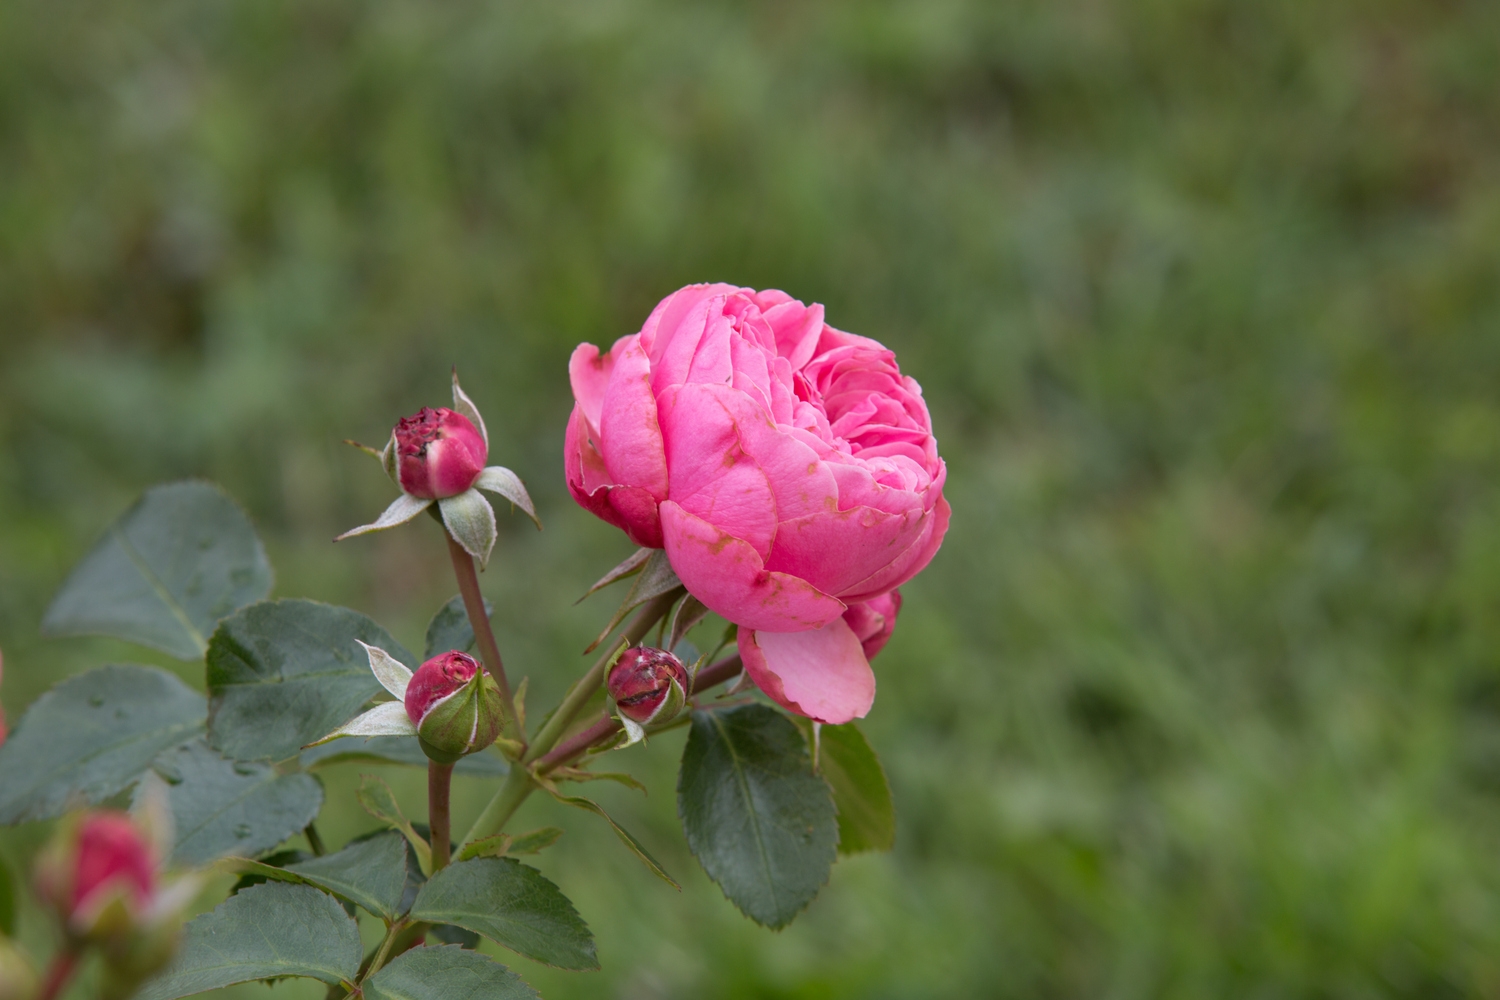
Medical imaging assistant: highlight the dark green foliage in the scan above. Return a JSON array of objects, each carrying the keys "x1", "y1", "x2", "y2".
[
  {"x1": 205, "y1": 599, "x2": 413, "y2": 761},
  {"x1": 815, "y1": 722, "x2": 896, "y2": 855},
  {"x1": 0, "y1": 856, "x2": 13, "y2": 937},
  {"x1": 41, "y1": 481, "x2": 272, "y2": 660},
  {"x1": 136, "y1": 883, "x2": 362, "y2": 1000},
  {"x1": 147, "y1": 738, "x2": 323, "y2": 865},
  {"x1": 220, "y1": 830, "x2": 408, "y2": 921},
  {"x1": 0, "y1": 665, "x2": 204, "y2": 823},
  {"x1": 363, "y1": 945, "x2": 540, "y2": 1000},
  {"x1": 410, "y1": 857, "x2": 598, "y2": 971},
  {"x1": 678, "y1": 706, "x2": 838, "y2": 929}
]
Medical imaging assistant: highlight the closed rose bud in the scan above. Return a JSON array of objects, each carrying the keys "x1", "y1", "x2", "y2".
[
  {"x1": 35, "y1": 812, "x2": 155, "y2": 942},
  {"x1": 406, "y1": 651, "x2": 503, "y2": 763},
  {"x1": 609, "y1": 647, "x2": 689, "y2": 729},
  {"x1": 394, "y1": 406, "x2": 488, "y2": 499}
]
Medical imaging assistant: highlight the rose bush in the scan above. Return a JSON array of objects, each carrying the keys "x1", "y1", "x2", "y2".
[{"x1": 566, "y1": 283, "x2": 948, "y2": 723}]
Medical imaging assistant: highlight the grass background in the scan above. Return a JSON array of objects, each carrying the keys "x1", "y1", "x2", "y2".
[{"x1": 3, "y1": 0, "x2": 1500, "y2": 996}]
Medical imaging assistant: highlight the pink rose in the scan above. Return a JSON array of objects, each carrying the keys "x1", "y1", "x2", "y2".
[{"x1": 566, "y1": 284, "x2": 948, "y2": 723}]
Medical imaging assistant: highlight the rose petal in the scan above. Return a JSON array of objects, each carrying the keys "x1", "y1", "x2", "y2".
[
  {"x1": 766, "y1": 503, "x2": 926, "y2": 598},
  {"x1": 570, "y1": 338, "x2": 628, "y2": 433},
  {"x1": 842, "y1": 493, "x2": 951, "y2": 604},
  {"x1": 738, "y1": 621, "x2": 875, "y2": 724},
  {"x1": 843, "y1": 590, "x2": 901, "y2": 660},
  {"x1": 599, "y1": 336, "x2": 669, "y2": 502},
  {"x1": 659, "y1": 384, "x2": 779, "y2": 559},
  {"x1": 661, "y1": 501, "x2": 845, "y2": 631}
]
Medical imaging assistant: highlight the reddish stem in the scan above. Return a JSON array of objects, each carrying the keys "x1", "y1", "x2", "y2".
[
  {"x1": 444, "y1": 530, "x2": 515, "y2": 733},
  {"x1": 38, "y1": 949, "x2": 79, "y2": 1000},
  {"x1": 428, "y1": 760, "x2": 455, "y2": 871}
]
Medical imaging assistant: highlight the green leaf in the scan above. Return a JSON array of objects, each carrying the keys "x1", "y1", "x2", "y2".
[
  {"x1": 0, "y1": 665, "x2": 205, "y2": 824},
  {"x1": 41, "y1": 481, "x2": 272, "y2": 660},
  {"x1": 357, "y1": 775, "x2": 432, "y2": 876},
  {"x1": 218, "y1": 830, "x2": 409, "y2": 921},
  {"x1": 816, "y1": 722, "x2": 895, "y2": 854},
  {"x1": 147, "y1": 739, "x2": 323, "y2": 865},
  {"x1": 507, "y1": 827, "x2": 564, "y2": 856},
  {"x1": 410, "y1": 857, "x2": 598, "y2": 970},
  {"x1": 363, "y1": 945, "x2": 540, "y2": 1000},
  {"x1": 424, "y1": 594, "x2": 494, "y2": 659},
  {"x1": 584, "y1": 549, "x2": 684, "y2": 653},
  {"x1": 677, "y1": 705, "x2": 838, "y2": 928},
  {"x1": 206, "y1": 599, "x2": 414, "y2": 761},
  {"x1": 300, "y1": 736, "x2": 508, "y2": 777},
  {"x1": 135, "y1": 882, "x2": 361, "y2": 1000},
  {"x1": 542, "y1": 786, "x2": 679, "y2": 890}
]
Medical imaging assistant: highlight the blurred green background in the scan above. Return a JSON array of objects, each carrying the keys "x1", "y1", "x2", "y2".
[{"x1": 3, "y1": 0, "x2": 1500, "y2": 996}]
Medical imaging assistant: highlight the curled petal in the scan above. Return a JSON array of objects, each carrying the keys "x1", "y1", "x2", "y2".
[
  {"x1": 335, "y1": 494, "x2": 432, "y2": 541},
  {"x1": 660, "y1": 501, "x2": 844, "y2": 632},
  {"x1": 738, "y1": 621, "x2": 875, "y2": 724}
]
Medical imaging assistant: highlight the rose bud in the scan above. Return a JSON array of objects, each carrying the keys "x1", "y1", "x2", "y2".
[
  {"x1": 35, "y1": 811, "x2": 157, "y2": 941},
  {"x1": 394, "y1": 406, "x2": 488, "y2": 499},
  {"x1": 608, "y1": 647, "x2": 688, "y2": 745},
  {"x1": 406, "y1": 650, "x2": 504, "y2": 763}
]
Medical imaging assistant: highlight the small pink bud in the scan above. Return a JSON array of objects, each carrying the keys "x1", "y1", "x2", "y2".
[
  {"x1": 394, "y1": 406, "x2": 488, "y2": 499},
  {"x1": 405, "y1": 651, "x2": 503, "y2": 763},
  {"x1": 608, "y1": 647, "x2": 689, "y2": 726},
  {"x1": 72, "y1": 814, "x2": 155, "y2": 917},
  {"x1": 36, "y1": 812, "x2": 156, "y2": 937}
]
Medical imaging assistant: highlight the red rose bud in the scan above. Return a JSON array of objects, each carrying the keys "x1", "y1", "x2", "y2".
[
  {"x1": 405, "y1": 651, "x2": 503, "y2": 763},
  {"x1": 608, "y1": 647, "x2": 689, "y2": 727},
  {"x1": 394, "y1": 406, "x2": 488, "y2": 499},
  {"x1": 35, "y1": 812, "x2": 155, "y2": 941}
]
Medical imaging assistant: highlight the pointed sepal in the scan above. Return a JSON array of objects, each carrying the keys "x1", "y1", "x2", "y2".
[
  {"x1": 451, "y1": 368, "x2": 488, "y2": 450},
  {"x1": 303, "y1": 702, "x2": 418, "y2": 748},
  {"x1": 475, "y1": 466, "x2": 541, "y2": 529},
  {"x1": 356, "y1": 640, "x2": 413, "y2": 700},
  {"x1": 438, "y1": 488, "x2": 497, "y2": 567},
  {"x1": 335, "y1": 493, "x2": 432, "y2": 541}
]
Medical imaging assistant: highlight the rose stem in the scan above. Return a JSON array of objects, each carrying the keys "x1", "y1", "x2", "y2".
[
  {"x1": 38, "y1": 949, "x2": 79, "y2": 1000},
  {"x1": 535, "y1": 653, "x2": 744, "y2": 772},
  {"x1": 444, "y1": 529, "x2": 515, "y2": 734},
  {"x1": 458, "y1": 591, "x2": 681, "y2": 847},
  {"x1": 428, "y1": 760, "x2": 455, "y2": 871},
  {"x1": 304, "y1": 821, "x2": 326, "y2": 856}
]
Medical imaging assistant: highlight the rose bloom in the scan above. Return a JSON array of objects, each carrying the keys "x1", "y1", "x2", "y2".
[
  {"x1": 567, "y1": 284, "x2": 948, "y2": 723},
  {"x1": 394, "y1": 407, "x2": 487, "y2": 499}
]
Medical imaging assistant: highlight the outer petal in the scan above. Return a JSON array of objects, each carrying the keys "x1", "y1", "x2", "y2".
[
  {"x1": 569, "y1": 338, "x2": 629, "y2": 432},
  {"x1": 660, "y1": 501, "x2": 845, "y2": 631},
  {"x1": 599, "y1": 336, "x2": 669, "y2": 501},
  {"x1": 738, "y1": 621, "x2": 875, "y2": 724},
  {"x1": 841, "y1": 493, "x2": 951, "y2": 604},
  {"x1": 766, "y1": 504, "x2": 926, "y2": 598},
  {"x1": 567, "y1": 405, "x2": 656, "y2": 545}
]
